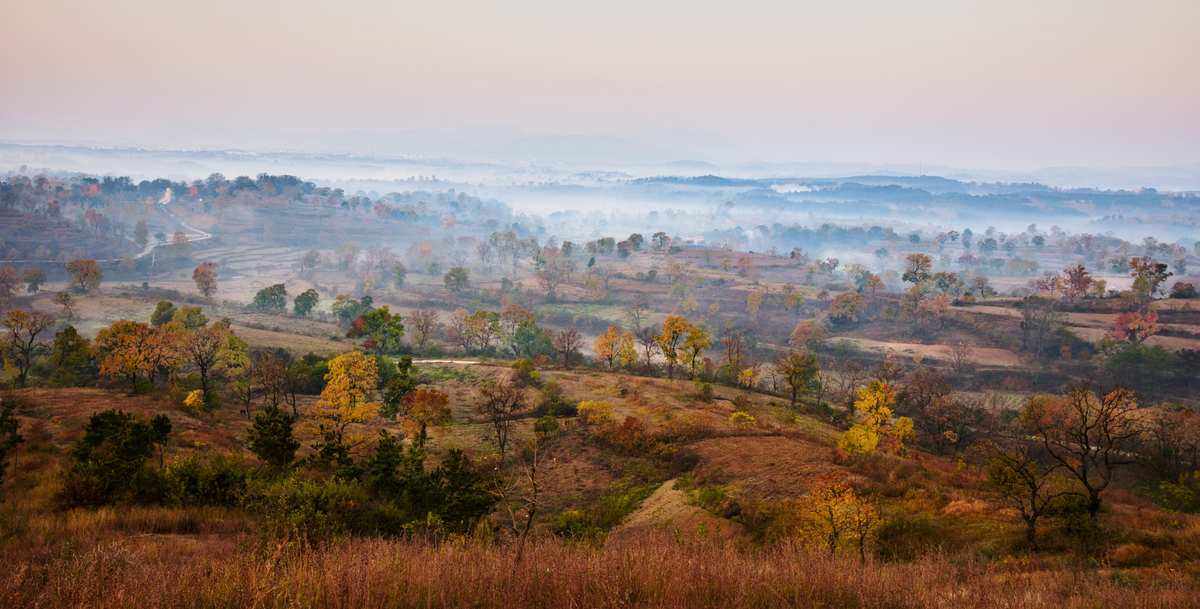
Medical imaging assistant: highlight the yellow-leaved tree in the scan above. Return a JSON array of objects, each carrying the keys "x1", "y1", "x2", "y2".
[
  {"x1": 657, "y1": 315, "x2": 691, "y2": 379},
  {"x1": 838, "y1": 380, "x2": 914, "y2": 456},
  {"x1": 594, "y1": 325, "x2": 622, "y2": 369},
  {"x1": 312, "y1": 351, "x2": 381, "y2": 447},
  {"x1": 617, "y1": 331, "x2": 638, "y2": 369}
]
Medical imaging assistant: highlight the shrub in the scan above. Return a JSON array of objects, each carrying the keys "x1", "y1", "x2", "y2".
[
  {"x1": 244, "y1": 476, "x2": 373, "y2": 543},
  {"x1": 729, "y1": 411, "x2": 756, "y2": 427},
  {"x1": 58, "y1": 410, "x2": 171, "y2": 507},
  {"x1": 577, "y1": 400, "x2": 614, "y2": 426},
  {"x1": 875, "y1": 514, "x2": 946, "y2": 561},
  {"x1": 247, "y1": 405, "x2": 300, "y2": 470},
  {"x1": 165, "y1": 454, "x2": 250, "y2": 507},
  {"x1": 534, "y1": 380, "x2": 573, "y2": 416}
]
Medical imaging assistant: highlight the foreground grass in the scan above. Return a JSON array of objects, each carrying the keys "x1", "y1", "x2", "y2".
[{"x1": 4, "y1": 527, "x2": 1199, "y2": 609}]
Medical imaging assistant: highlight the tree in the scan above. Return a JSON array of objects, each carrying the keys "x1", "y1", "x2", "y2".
[
  {"x1": 0, "y1": 265, "x2": 20, "y2": 299},
  {"x1": 1, "y1": 309, "x2": 55, "y2": 387},
  {"x1": 247, "y1": 405, "x2": 299, "y2": 470},
  {"x1": 150, "y1": 300, "x2": 177, "y2": 326},
  {"x1": 552, "y1": 328, "x2": 582, "y2": 368},
  {"x1": 134, "y1": 219, "x2": 149, "y2": 248},
  {"x1": 594, "y1": 325, "x2": 622, "y2": 368},
  {"x1": 48, "y1": 325, "x2": 97, "y2": 386},
  {"x1": 312, "y1": 351, "x2": 381, "y2": 447},
  {"x1": 1019, "y1": 296, "x2": 1064, "y2": 358},
  {"x1": 179, "y1": 321, "x2": 234, "y2": 408},
  {"x1": 443, "y1": 266, "x2": 470, "y2": 293},
  {"x1": 477, "y1": 380, "x2": 523, "y2": 460},
  {"x1": 776, "y1": 350, "x2": 820, "y2": 409},
  {"x1": 172, "y1": 305, "x2": 208, "y2": 330},
  {"x1": 293, "y1": 288, "x2": 320, "y2": 317},
  {"x1": 1062, "y1": 263, "x2": 1092, "y2": 301},
  {"x1": 636, "y1": 325, "x2": 660, "y2": 370},
  {"x1": 408, "y1": 309, "x2": 440, "y2": 352},
  {"x1": 22, "y1": 268, "x2": 45, "y2": 294},
  {"x1": 66, "y1": 259, "x2": 102, "y2": 293},
  {"x1": 348, "y1": 306, "x2": 405, "y2": 355},
  {"x1": 59, "y1": 409, "x2": 170, "y2": 506},
  {"x1": 392, "y1": 262, "x2": 408, "y2": 288},
  {"x1": 617, "y1": 331, "x2": 638, "y2": 369},
  {"x1": 54, "y1": 291, "x2": 75, "y2": 320},
  {"x1": 192, "y1": 262, "x2": 218, "y2": 298},
  {"x1": 657, "y1": 315, "x2": 691, "y2": 379},
  {"x1": 902, "y1": 253, "x2": 932, "y2": 284},
  {"x1": 839, "y1": 380, "x2": 912, "y2": 456},
  {"x1": 682, "y1": 324, "x2": 712, "y2": 378},
  {"x1": 983, "y1": 437, "x2": 1070, "y2": 549},
  {"x1": 398, "y1": 387, "x2": 451, "y2": 448},
  {"x1": 828, "y1": 292, "x2": 865, "y2": 326},
  {"x1": 95, "y1": 320, "x2": 177, "y2": 392},
  {"x1": 802, "y1": 482, "x2": 878, "y2": 560},
  {"x1": 1021, "y1": 387, "x2": 1142, "y2": 524},
  {"x1": 1108, "y1": 310, "x2": 1159, "y2": 345},
  {"x1": 0, "y1": 398, "x2": 23, "y2": 502},
  {"x1": 1129, "y1": 257, "x2": 1172, "y2": 301},
  {"x1": 252, "y1": 284, "x2": 288, "y2": 312}
]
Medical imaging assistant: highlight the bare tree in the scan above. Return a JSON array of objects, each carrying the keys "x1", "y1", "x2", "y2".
[
  {"x1": 476, "y1": 380, "x2": 524, "y2": 461},
  {"x1": 552, "y1": 327, "x2": 582, "y2": 368},
  {"x1": 409, "y1": 309, "x2": 441, "y2": 352},
  {"x1": 982, "y1": 437, "x2": 1070, "y2": 549},
  {"x1": 1022, "y1": 386, "x2": 1142, "y2": 524}
]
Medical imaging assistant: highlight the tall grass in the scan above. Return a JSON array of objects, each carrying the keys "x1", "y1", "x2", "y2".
[{"x1": 4, "y1": 530, "x2": 1196, "y2": 609}]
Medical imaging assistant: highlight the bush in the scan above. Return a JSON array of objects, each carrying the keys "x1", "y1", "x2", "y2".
[
  {"x1": 165, "y1": 454, "x2": 250, "y2": 507},
  {"x1": 58, "y1": 410, "x2": 171, "y2": 507},
  {"x1": 534, "y1": 381, "x2": 573, "y2": 416},
  {"x1": 875, "y1": 514, "x2": 946, "y2": 561},
  {"x1": 244, "y1": 476, "x2": 374, "y2": 543}
]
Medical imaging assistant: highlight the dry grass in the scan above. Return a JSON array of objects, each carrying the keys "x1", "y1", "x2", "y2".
[{"x1": 4, "y1": 530, "x2": 1198, "y2": 609}]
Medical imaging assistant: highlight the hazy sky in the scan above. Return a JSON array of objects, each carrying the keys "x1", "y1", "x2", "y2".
[{"x1": 2, "y1": 0, "x2": 1197, "y2": 167}]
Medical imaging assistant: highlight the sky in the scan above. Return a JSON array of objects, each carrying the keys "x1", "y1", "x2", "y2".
[{"x1": 1, "y1": 0, "x2": 1197, "y2": 168}]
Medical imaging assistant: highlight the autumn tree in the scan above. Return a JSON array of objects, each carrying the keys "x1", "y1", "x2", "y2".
[
  {"x1": 838, "y1": 380, "x2": 913, "y2": 456},
  {"x1": 22, "y1": 268, "x2": 45, "y2": 294},
  {"x1": 66, "y1": 259, "x2": 102, "y2": 293},
  {"x1": 594, "y1": 325, "x2": 623, "y2": 368},
  {"x1": 312, "y1": 351, "x2": 381, "y2": 447},
  {"x1": 776, "y1": 349, "x2": 820, "y2": 409},
  {"x1": 54, "y1": 291, "x2": 75, "y2": 320},
  {"x1": 801, "y1": 482, "x2": 879, "y2": 561},
  {"x1": 1108, "y1": 310, "x2": 1158, "y2": 344},
  {"x1": 94, "y1": 320, "x2": 160, "y2": 391},
  {"x1": 1061, "y1": 263, "x2": 1092, "y2": 301},
  {"x1": 179, "y1": 321, "x2": 234, "y2": 408},
  {"x1": 398, "y1": 387, "x2": 452, "y2": 448},
  {"x1": 0, "y1": 265, "x2": 20, "y2": 299},
  {"x1": 1021, "y1": 387, "x2": 1142, "y2": 523},
  {"x1": 657, "y1": 315, "x2": 691, "y2": 379},
  {"x1": 192, "y1": 261, "x2": 218, "y2": 298},
  {"x1": 682, "y1": 324, "x2": 712, "y2": 378},
  {"x1": 902, "y1": 253, "x2": 932, "y2": 284},
  {"x1": 1129, "y1": 257, "x2": 1172, "y2": 301},
  {"x1": 1, "y1": 309, "x2": 55, "y2": 387}
]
